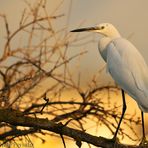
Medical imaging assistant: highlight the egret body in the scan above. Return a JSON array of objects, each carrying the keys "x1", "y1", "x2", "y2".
[{"x1": 71, "y1": 23, "x2": 148, "y2": 144}]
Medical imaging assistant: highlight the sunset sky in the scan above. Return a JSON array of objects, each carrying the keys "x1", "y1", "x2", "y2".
[{"x1": 1, "y1": 0, "x2": 148, "y2": 147}]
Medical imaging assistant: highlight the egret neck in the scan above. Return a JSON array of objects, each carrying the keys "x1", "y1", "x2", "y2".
[
  {"x1": 98, "y1": 37, "x2": 111, "y2": 62},
  {"x1": 98, "y1": 25, "x2": 121, "y2": 62}
]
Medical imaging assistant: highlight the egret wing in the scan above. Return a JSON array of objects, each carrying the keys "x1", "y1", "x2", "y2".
[{"x1": 106, "y1": 38, "x2": 148, "y2": 110}]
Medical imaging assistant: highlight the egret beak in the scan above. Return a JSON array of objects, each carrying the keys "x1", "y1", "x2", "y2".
[{"x1": 71, "y1": 27, "x2": 99, "y2": 32}]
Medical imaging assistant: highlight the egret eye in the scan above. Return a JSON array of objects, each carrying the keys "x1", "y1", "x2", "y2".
[{"x1": 101, "y1": 26, "x2": 105, "y2": 29}]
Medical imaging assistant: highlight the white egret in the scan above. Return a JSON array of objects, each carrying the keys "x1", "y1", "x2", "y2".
[{"x1": 71, "y1": 23, "x2": 148, "y2": 145}]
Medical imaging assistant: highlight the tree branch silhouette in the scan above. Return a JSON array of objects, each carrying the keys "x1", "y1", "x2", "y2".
[{"x1": 0, "y1": 108, "x2": 143, "y2": 148}]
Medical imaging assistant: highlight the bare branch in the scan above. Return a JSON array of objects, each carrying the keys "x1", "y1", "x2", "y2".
[{"x1": 0, "y1": 108, "x2": 143, "y2": 148}]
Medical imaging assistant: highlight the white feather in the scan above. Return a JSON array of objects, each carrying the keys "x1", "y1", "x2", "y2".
[{"x1": 106, "y1": 38, "x2": 148, "y2": 112}]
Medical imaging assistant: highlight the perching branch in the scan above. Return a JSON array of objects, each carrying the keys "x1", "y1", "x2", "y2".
[{"x1": 0, "y1": 108, "x2": 142, "y2": 148}]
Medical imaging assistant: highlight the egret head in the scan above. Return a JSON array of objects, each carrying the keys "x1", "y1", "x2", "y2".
[{"x1": 71, "y1": 23, "x2": 121, "y2": 39}]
